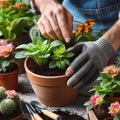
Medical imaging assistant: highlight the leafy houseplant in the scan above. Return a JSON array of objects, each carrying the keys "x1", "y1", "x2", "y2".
[
  {"x1": 0, "y1": 0, "x2": 38, "y2": 39},
  {"x1": 84, "y1": 64, "x2": 120, "y2": 120},
  {"x1": 0, "y1": 86, "x2": 22, "y2": 120},
  {"x1": 0, "y1": 40, "x2": 19, "y2": 90},
  {"x1": 15, "y1": 19, "x2": 103, "y2": 106}
]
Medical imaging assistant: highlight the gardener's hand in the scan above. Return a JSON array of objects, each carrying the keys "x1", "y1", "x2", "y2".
[
  {"x1": 37, "y1": 2, "x2": 73, "y2": 43},
  {"x1": 65, "y1": 38, "x2": 115, "y2": 91}
]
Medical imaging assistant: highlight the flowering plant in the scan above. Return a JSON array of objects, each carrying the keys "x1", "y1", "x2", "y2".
[
  {"x1": 0, "y1": 0, "x2": 38, "y2": 39},
  {"x1": 84, "y1": 64, "x2": 120, "y2": 120},
  {"x1": 73, "y1": 19, "x2": 104, "y2": 44},
  {"x1": 0, "y1": 40, "x2": 16, "y2": 73},
  {"x1": 0, "y1": 86, "x2": 20, "y2": 117}
]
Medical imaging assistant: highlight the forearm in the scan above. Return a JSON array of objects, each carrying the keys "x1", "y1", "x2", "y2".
[
  {"x1": 32, "y1": 0, "x2": 59, "y2": 13},
  {"x1": 101, "y1": 19, "x2": 120, "y2": 52}
]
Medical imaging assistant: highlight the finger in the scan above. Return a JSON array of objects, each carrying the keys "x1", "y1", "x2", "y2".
[
  {"x1": 65, "y1": 51, "x2": 88, "y2": 76},
  {"x1": 67, "y1": 59, "x2": 93, "y2": 86},
  {"x1": 73, "y1": 67, "x2": 97, "y2": 89},
  {"x1": 38, "y1": 17, "x2": 58, "y2": 40},
  {"x1": 66, "y1": 11, "x2": 73, "y2": 36},
  {"x1": 56, "y1": 6, "x2": 71, "y2": 43},
  {"x1": 48, "y1": 13, "x2": 64, "y2": 40},
  {"x1": 37, "y1": 21, "x2": 49, "y2": 39}
]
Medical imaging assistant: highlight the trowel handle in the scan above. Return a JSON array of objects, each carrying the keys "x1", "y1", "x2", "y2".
[{"x1": 41, "y1": 109, "x2": 61, "y2": 120}]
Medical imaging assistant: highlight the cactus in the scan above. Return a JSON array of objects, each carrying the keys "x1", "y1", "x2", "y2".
[
  {"x1": 0, "y1": 86, "x2": 21, "y2": 116},
  {"x1": 0, "y1": 98, "x2": 16, "y2": 115},
  {"x1": 0, "y1": 86, "x2": 6, "y2": 100},
  {"x1": 12, "y1": 94, "x2": 20, "y2": 106}
]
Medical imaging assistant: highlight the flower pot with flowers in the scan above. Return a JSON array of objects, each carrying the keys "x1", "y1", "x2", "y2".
[
  {"x1": 0, "y1": 0, "x2": 39, "y2": 73},
  {"x1": 0, "y1": 40, "x2": 19, "y2": 90},
  {"x1": 0, "y1": 0, "x2": 38, "y2": 43},
  {"x1": 15, "y1": 19, "x2": 103, "y2": 107},
  {"x1": 84, "y1": 63, "x2": 120, "y2": 120},
  {"x1": 0, "y1": 86, "x2": 22, "y2": 120}
]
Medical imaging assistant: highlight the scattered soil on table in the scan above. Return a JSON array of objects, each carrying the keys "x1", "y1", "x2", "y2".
[
  {"x1": 39, "y1": 110, "x2": 85, "y2": 120},
  {"x1": 17, "y1": 81, "x2": 34, "y2": 94},
  {"x1": 0, "y1": 106, "x2": 22, "y2": 120}
]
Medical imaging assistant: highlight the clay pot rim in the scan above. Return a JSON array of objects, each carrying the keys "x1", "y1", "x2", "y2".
[
  {"x1": 24, "y1": 57, "x2": 67, "y2": 78},
  {"x1": 0, "y1": 62, "x2": 19, "y2": 75},
  {"x1": 11, "y1": 113, "x2": 23, "y2": 120}
]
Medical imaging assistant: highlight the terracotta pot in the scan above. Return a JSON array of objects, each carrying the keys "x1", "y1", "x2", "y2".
[
  {"x1": 0, "y1": 35, "x2": 31, "y2": 74},
  {"x1": 103, "y1": 117, "x2": 113, "y2": 120},
  {"x1": 24, "y1": 57, "x2": 79, "y2": 107},
  {"x1": 11, "y1": 113, "x2": 23, "y2": 120},
  {"x1": 106, "y1": 96, "x2": 120, "y2": 103},
  {"x1": 0, "y1": 62, "x2": 19, "y2": 90}
]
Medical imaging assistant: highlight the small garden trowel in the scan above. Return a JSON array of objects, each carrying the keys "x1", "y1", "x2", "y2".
[{"x1": 31, "y1": 101, "x2": 62, "y2": 120}]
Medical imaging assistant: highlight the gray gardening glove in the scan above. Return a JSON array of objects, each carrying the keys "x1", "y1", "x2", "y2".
[{"x1": 65, "y1": 38, "x2": 115, "y2": 91}]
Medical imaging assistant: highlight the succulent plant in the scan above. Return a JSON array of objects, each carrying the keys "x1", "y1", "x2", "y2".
[
  {"x1": 0, "y1": 86, "x2": 6, "y2": 100},
  {"x1": 0, "y1": 98, "x2": 16, "y2": 115},
  {"x1": 0, "y1": 86, "x2": 21, "y2": 115}
]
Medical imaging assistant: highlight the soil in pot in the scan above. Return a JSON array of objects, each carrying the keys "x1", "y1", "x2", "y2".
[
  {"x1": 0, "y1": 106, "x2": 22, "y2": 120},
  {"x1": 93, "y1": 107, "x2": 111, "y2": 120},
  {"x1": 38, "y1": 110, "x2": 85, "y2": 120},
  {"x1": 27, "y1": 58, "x2": 65, "y2": 76}
]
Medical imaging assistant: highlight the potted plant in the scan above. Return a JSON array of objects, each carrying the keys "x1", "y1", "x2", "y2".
[
  {"x1": 84, "y1": 62, "x2": 120, "y2": 120},
  {"x1": 0, "y1": 40, "x2": 19, "y2": 90},
  {"x1": 0, "y1": 86, "x2": 22, "y2": 120},
  {"x1": 15, "y1": 19, "x2": 103, "y2": 107},
  {"x1": 0, "y1": 0, "x2": 38, "y2": 42},
  {"x1": 0, "y1": 0, "x2": 39, "y2": 74}
]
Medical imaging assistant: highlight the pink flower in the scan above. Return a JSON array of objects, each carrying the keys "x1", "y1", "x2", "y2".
[
  {"x1": 5, "y1": 90, "x2": 17, "y2": 98},
  {"x1": 0, "y1": 42, "x2": 14, "y2": 57},
  {"x1": 108, "y1": 101, "x2": 120, "y2": 116},
  {"x1": 90, "y1": 95, "x2": 103, "y2": 107}
]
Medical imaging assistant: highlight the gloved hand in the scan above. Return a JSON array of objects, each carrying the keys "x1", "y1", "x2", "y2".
[{"x1": 65, "y1": 38, "x2": 115, "y2": 91}]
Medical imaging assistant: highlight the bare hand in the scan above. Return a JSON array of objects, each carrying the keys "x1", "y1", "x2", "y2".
[{"x1": 37, "y1": 2, "x2": 73, "y2": 43}]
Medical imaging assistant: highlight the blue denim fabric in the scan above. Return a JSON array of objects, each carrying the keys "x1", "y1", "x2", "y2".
[{"x1": 63, "y1": 0, "x2": 120, "y2": 33}]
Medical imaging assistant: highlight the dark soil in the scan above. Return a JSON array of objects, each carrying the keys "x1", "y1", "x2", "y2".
[
  {"x1": 27, "y1": 58, "x2": 65, "y2": 76},
  {"x1": 0, "y1": 106, "x2": 22, "y2": 120},
  {"x1": 1, "y1": 62, "x2": 18, "y2": 73},
  {"x1": 38, "y1": 110, "x2": 85, "y2": 120},
  {"x1": 93, "y1": 107, "x2": 111, "y2": 120}
]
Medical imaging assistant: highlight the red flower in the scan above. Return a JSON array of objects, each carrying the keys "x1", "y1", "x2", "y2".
[{"x1": 90, "y1": 95, "x2": 103, "y2": 107}]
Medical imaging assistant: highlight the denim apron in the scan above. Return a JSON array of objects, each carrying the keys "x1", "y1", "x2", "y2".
[
  {"x1": 63, "y1": 0, "x2": 120, "y2": 33},
  {"x1": 62, "y1": 0, "x2": 120, "y2": 96}
]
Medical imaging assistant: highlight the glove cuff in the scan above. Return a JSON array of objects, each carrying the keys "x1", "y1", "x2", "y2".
[{"x1": 95, "y1": 38, "x2": 115, "y2": 60}]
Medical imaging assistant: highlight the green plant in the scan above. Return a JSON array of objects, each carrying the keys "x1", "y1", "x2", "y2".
[
  {"x1": 0, "y1": 0, "x2": 39, "y2": 39},
  {"x1": 0, "y1": 86, "x2": 20, "y2": 115},
  {"x1": 90, "y1": 64, "x2": 120, "y2": 98},
  {"x1": 15, "y1": 34, "x2": 74, "y2": 70},
  {"x1": 0, "y1": 40, "x2": 17, "y2": 73}
]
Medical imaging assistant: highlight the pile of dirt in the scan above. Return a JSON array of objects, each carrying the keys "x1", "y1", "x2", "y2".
[{"x1": 39, "y1": 110, "x2": 85, "y2": 120}]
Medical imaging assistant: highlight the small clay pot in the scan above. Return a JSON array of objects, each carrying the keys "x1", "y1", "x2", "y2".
[
  {"x1": 103, "y1": 116, "x2": 113, "y2": 120},
  {"x1": 106, "y1": 96, "x2": 120, "y2": 103},
  {"x1": 0, "y1": 62, "x2": 19, "y2": 90},
  {"x1": 11, "y1": 113, "x2": 23, "y2": 120}
]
